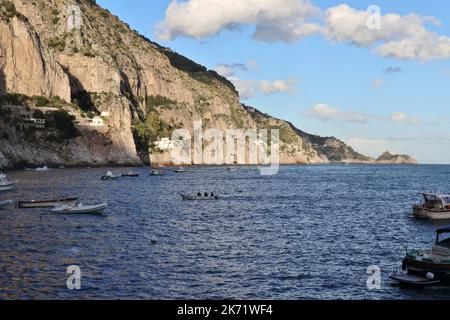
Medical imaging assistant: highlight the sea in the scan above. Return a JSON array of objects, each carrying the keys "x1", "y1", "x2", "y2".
[{"x1": 1, "y1": 164, "x2": 450, "y2": 299}]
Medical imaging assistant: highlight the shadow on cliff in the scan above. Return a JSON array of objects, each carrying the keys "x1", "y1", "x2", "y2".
[
  {"x1": 61, "y1": 66, "x2": 98, "y2": 113},
  {"x1": 0, "y1": 69, "x2": 6, "y2": 94}
]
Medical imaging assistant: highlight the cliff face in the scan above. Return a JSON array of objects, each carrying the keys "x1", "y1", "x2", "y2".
[
  {"x1": 0, "y1": 0, "x2": 416, "y2": 169},
  {"x1": 0, "y1": 4, "x2": 70, "y2": 101}
]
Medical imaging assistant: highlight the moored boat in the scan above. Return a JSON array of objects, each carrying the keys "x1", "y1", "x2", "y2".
[
  {"x1": 0, "y1": 173, "x2": 15, "y2": 192},
  {"x1": 413, "y1": 193, "x2": 450, "y2": 219},
  {"x1": 122, "y1": 172, "x2": 139, "y2": 177},
  {"x1": 390, "y1": 228, "x2": 450, "y2": 286},
  {"x1": 51, "y1": 202, "x2": 107, "y2": 215},
  {"x1": 101, "y1": 171, "x2": 119, "y2": 180},
  {"x1": 150, "y1": 169, "x2": 164, "y2": 176},
  {"x1": 180, "y1": 193, "x2": 219, "y2": 201},
  {"x1": 0, "y1": 200, "x2": 14, "y2": 209},
  {"x1": 174, "y1": 166, "x2": 186, "y2": 173},
  {"x1": 18, "y1": 197, "x2": 79, "y2": 209}
]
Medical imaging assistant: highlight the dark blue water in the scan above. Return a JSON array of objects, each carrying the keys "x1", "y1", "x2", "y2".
[{"x1": 1, "y1": 165, "x2": 450, "y2": 299}]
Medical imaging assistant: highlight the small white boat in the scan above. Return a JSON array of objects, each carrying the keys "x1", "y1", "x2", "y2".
[
  {"x1": 174, "y1": 167, "x2": 186, "y2": 173},
  {"x1": 151, "y1": 169, "x2": 164, "y2": 176},
  {"x1": 0, "y1": 173, "x2": 15, "y2": 191},
  {"x1": 101, "y1": 171, "x2": 119, "y2": 180},
  {"x1": 227, "y1": 167, "x2": 237, "y2": 171},
  {"x1": 51, "y1": 202, "x2": 108, "y2": 215},
  {"x1": 413, "y1": 193, "x2": 450, "y2": 219},
  {"x1": 180, "y1": 193, "x2": 219, "y2": 201},
  {"x1": 0, "y1": 200, "x2": 14, "y2": 209},
  {"x1": 25, "y1": 166, "x2": 49, "y2": 172}
]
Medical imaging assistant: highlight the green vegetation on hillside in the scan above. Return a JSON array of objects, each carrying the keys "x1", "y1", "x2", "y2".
[
  {"x1": 132, "y1": 111, "x2": 172, "y2": 153},
  {"x1": 156, "y1": 48, "x2": 236, "y2": 91},
  {"x1": 0, "y1": 93, "x2": 29, "y2": 106},
  {"x1": 34, "y1": 109, "x2": 79, "y2": 142},
  {"x1": 0, "y1": 0, "x2": 27, "y2": 22},
  {"x1": 146, "y1": 95, "x2": 177, "y2": 112}
]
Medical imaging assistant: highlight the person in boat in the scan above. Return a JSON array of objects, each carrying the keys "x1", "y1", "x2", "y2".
[
  {"x1": 210, "y1": 192, "x2": 215, "y2": 197},
  {"x1": 204, "y1": 192, "x2": 209, "y2": 197},
  {"x1": 197, "y1": 192, "x2": 201, "y2": 197}
]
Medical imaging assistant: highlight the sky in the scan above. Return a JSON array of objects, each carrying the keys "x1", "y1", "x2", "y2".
[{"x1": 97, "y1": 0, "x2": 450, "y2": 164}]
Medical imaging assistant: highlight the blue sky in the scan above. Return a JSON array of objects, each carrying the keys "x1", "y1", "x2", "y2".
[{"x1": 98, "y1": 0, "x2": 450, "y2": 164}]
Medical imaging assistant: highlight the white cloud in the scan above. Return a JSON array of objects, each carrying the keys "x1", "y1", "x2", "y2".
[
  {"x1": 156, "y1": 0, "x2": 321, "y2": 41},
  {"x1": 215, "y1": 60, "x2": 260, "y2": 78},
  {"x1": 215, "y1": 60, "x2": 295, "y2": 99},
  {"x1": 227, "y1": 77, "x2": 259, "y2": 99},
  {"x1": 307, "y1": 104, "x2": 421, "y2": 125},
  {"x1": 323, "y1": 4, "x2": 450, "y2": 60},
  {"x1": 228, "y1": 77, "x2": 297, "y2": 99},
  {"x1": 156, "y1": 1, "x2": 450, "y2": 60},
  {"x1": 308, "y1": 104, "x2": 368, "y2": 123},
  {"x1": 260, "y1": 78, "x2": 297, "y2": 95},
  {"x1": 390, "y1": 112, "x2": 421, "y2": 124},
  {"x1": 372, "y1": 79, "x2": 384, "y2": 88},
  {"x1": 376, "y1": 33, "x2": 450, "y2": 60}
]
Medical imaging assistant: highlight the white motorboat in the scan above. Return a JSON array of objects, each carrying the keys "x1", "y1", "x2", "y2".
[
  {"x1": 413, "y1": 193, "x2": 450, "y2": 220},
  {"x1": 0, "y1": 173, "x2": 15, "y2": 191},
  {"x1": 151, "y1": 169, "x2": 165, "y2": 176},
  {"x1": 35, "y1": 166, "x2": 49, "y2": 172},
  {"x1": 174, "y1": 166, "x2": 186, "y2": 173},
  {"x1": 101, "y1": 171, "x2": 119, "y2": 180},
  {"x1": 51, "y1": 202, "x2": 108, "y2": 215},
  {"x1": 180, "y1": 193, "x2": 219, "y2": 201},
  {"x1": 0, "y1": 200, "x2": 14, "y2": 209}
]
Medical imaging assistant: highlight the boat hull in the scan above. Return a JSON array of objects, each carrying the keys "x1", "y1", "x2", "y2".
[
  {"x1": 413, "y1": 206, "x2": 450, "y2": 220},
  {"x1": 18, "y1": 198, "x2": 79, "y2": 209},
  {"x1": 0, "y1": 200, "x2": 13, "y2": 208},
  {"x1": 51, "y1": 203, "x2": 107, "y2": 215},
  {"x1": 403, "y1": 257, "x2": 450, "y2": 283},
  {"x1": 0, "y1": 184, "x2": 14, "y2": 191},
  {"x1": 181, "y1": 194, "x2": 219, "y2": 201}
]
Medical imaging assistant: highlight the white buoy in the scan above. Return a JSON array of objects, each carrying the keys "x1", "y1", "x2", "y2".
[{"x1": 426, "y1": 272, "x2": 435, "y2": 280}]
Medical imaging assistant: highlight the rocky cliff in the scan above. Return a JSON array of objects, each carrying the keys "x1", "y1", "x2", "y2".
[
  {"x1": 376, "y1": 151, "x2": 418, "y2": 164},
  {"x1": 0, "y1": 0, "x2": 417, "y2": 169}
]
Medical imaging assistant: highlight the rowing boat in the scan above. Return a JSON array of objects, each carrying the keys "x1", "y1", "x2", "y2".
[
  {"x1": 181, "y1": 194, "x2": 219, "y2": 201},
  {"x1": 18, "y1": 197, "x2": 79, "y2": 209}
]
